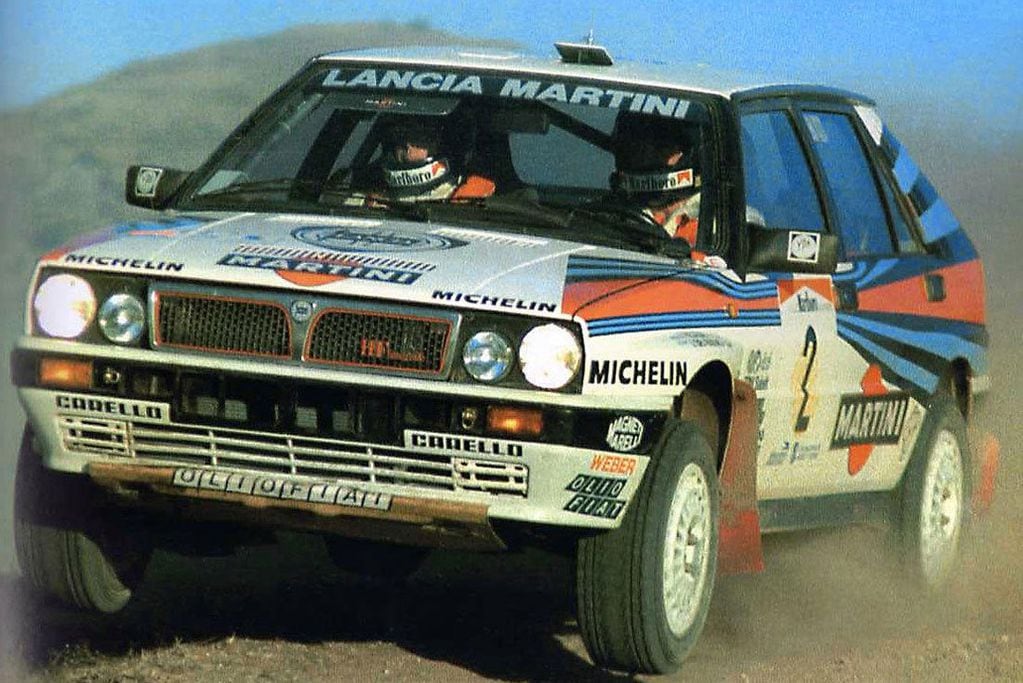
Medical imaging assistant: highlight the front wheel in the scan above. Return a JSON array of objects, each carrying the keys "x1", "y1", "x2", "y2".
[
  {"x1": 14, "y1": 428, "x2": 151, "y2": 613},
  {"x1": 899, "y1": 396, "x2": 969, "y2": 590},
  {"x1": 576, "y1": 418, "x2": 718, "y2": 674}
]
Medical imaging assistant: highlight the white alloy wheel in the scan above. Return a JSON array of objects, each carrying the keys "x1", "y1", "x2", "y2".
[
  {"x1": 918, "y1": 428, "x2": 964, "y2": 586},
  {"x1": 662, "y1": 462, "x2": 712, "y2": 637},
  {"x1": 576, "y1": 417, "x2": 719, "y2": 674}
]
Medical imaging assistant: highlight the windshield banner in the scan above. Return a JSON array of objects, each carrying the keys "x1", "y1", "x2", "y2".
[{"x1": 319, "y1": 68, "x2": 704, "y2": 120}]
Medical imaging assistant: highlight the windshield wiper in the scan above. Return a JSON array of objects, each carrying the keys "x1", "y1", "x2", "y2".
[
  {"x1": 318, "y1": 188, "x2": 431, "y2": 222},
  {"x1": 571, "y1": 201, "x2": 692, "y2": 259},
  {"x1": 196, "y1": 178, "x2": 322, "y2": 199},
  {"x1": 415, "y1": 191, "x2": 573, "y2": 231},
  {"x1": 192, "y1": 180, "x2": 430, "y2": 222}
]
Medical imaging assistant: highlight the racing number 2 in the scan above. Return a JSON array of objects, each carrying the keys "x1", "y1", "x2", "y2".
[{"x1": 793, "y1": 326, "x2": 818, "y2": 433}]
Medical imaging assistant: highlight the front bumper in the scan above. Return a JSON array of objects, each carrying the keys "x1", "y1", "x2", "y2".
[
  {"x1": 15, "y1": 338, "x2": 660, "y2": 540},
  {"x1": 86, "y1": 461, "x2": 506, "y2": 550}
]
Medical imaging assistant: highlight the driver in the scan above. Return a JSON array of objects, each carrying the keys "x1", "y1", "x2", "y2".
[
  {"x1": 378, "y1": 115, "x2": 495, "y2": 201},
  {"x1": 610, "y1": 113, "x2": 701, "y2": 247}
]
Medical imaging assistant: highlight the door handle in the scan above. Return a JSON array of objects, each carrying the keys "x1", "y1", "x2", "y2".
[
  {"x1": 924, "y1": 274, "x2": 946, "y2": 302},
  {"x1": 833, "y1": 283, "x2": 858, "y2": 311}
]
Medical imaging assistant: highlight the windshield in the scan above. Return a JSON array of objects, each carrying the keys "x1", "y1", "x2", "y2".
[{"x1": 181, "y1": 65, "x2": 718, "y2": 253}]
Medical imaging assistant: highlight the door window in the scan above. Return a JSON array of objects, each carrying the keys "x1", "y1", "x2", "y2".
[
  {"x1": 802, "y1": 111, "x2": 894, "y2": 257},
  {"x1": 740, "y1": 111, "x2": 825, "y2": 232}
]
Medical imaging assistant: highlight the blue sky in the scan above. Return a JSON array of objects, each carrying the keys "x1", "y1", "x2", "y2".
[{"x1": 1, "y1": 1, "x2": 1020, "y2": 130}]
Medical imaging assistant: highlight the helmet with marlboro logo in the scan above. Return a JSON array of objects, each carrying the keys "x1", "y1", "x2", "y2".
[
  {"x1": 381, "y1": 115, "x2": 454, "y2": 195},
  {"x1": 611, "y1": 112, "x2": 700, "y2": 199}
]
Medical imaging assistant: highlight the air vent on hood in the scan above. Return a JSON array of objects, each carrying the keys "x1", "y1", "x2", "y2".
[{"x1": 431, "y1": 227, "x2": 548, "y2": 248}]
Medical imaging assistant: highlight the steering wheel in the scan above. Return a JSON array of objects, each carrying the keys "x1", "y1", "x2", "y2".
[{"x1": 584, "y1": 199, "x2": 667, "y2": 240}]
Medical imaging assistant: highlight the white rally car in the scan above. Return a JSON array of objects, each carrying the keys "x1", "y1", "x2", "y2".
[{"x1": 12, "y1": 41, "x2": 999, "y2": 673}]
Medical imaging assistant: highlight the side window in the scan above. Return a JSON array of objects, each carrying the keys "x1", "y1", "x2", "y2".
[
  {"x1": 801, "y1": 111, "x2": 894, "y2": 257},
  {"x1": 740, "y1": 111, "x2": 825, "y2": 232},
  {"x1": 878, "y1": 166, "x2": 923, "y2": 253}
]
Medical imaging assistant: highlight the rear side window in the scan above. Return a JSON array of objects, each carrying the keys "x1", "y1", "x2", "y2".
[
  {"x1": 802, "y1": 111, "x2": 894, "y2": 257},
  {"x1": 878, "y1": 168, "x2": 923, "y2": 253},
  {"x1": 740, "y1": 111, "x2": 825, "y2": 232}
]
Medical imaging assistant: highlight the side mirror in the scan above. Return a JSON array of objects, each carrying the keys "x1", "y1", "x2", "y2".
[
  {"x1": 125, "y1": 165, "x2": 191, "y2": 209},
  {"x1": 747, "y1": 226, "x2": 838, "y2": 274}
]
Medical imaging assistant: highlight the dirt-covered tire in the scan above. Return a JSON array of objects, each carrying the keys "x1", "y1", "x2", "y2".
[
  {"x1": 14, "y1": 428, "x2": 150, "y2": 614},
  {"x1": 576, "y1": 418, "x2": 719, "y2": 674},
  {"x1": 325, "y1": 536, "x2": 430, "y2": 582},
  {"x1": 899, "y1": 396, "x2": 969, "y2": 590}
]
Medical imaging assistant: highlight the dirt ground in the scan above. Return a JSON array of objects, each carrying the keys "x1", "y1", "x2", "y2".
[{"x1": 1, "y1": 304, "x2": 1020, "y2": 683}]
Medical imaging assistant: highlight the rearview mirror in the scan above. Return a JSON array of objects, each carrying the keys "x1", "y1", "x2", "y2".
[
  {"x1": 484, "y1": 106, "x2": 550, "y2": 134},
  {"x1": 125, "y1": 165, "x2": 191, "y2": 210},
  {"x1": 747, "y1": 226, "x2": 838, "y2": 274}
]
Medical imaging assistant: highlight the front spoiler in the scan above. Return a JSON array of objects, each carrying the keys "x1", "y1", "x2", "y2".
[{"x1": 87, "y1": 462, "x2": 506, "y2": 551}]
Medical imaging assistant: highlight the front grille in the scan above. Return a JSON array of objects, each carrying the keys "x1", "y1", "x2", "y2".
[
  {"x1": 155, "y1": 293, "x2": 290, "y2": 358},
  {"x1": 306, "y1": 308, "x2": 451, "y2": 375},
  {"x1": 60, "y1": 416, "x2": 130, "y2": 457},
  {"x1": 59, "y1": 418, "x2": 528, "y2": 498}
]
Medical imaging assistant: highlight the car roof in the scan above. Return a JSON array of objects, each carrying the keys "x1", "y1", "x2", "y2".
[{"x1": 316, "y1": 45, "x2": 873, "y2": 104}]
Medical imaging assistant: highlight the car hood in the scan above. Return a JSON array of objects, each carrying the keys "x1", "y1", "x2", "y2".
[{"x1": 41, "y1": 212, "x2": 685, "y2": 317}]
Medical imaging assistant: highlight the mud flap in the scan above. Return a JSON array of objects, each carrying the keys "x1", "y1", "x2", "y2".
[
  {"x1": 968, "y1": 428, "x2": 1000, "y2": 516},
  {"x1": 717, "y1": 379, "x2": 765, "y2": 575}
]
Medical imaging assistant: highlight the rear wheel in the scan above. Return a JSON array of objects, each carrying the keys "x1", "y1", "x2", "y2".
[
  {"x1": 576, "y1": 418, "x2": 718, "y2": 674},
  {"x1": 899, "y1": 396, "x2": 968, "y2": 589},
  {"x1": 14, "y1": 428, "x2": 151, "y2": 613}
]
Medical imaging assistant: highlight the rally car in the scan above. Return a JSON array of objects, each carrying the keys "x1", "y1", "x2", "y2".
[{"x1": 11, "y1": 41, "x2": 998, "y2": 674}]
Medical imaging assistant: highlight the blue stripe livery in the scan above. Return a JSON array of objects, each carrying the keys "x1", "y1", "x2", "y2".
[
  {"x1": 881, "y1": 128, "x2": 961, "y2": 246},
  {"x1": 566, "y1": 255, "x2": 777, "y2": 299},
  {"x1": 587, "y1": 309, "x2": 780, "y2": 337},
  {"x1": 113, "y1": 216, "x2": 208, "y2": 236}
]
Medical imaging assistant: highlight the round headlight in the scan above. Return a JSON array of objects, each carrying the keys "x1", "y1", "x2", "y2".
[
  {"x1": 519, "y1": 324, "x2": 582, "y2": 390},
  {"x1": 33, "y1": 274, "x2": 97, "y2": 339},
  {"x1": 463, "y1": 331, "x2": 514, "y2": 382},
  {"x1": 98, "y1": 293, "x2": 146, "y2": 344}
]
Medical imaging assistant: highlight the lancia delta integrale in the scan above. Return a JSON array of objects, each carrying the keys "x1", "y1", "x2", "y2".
[{"x1": 12, "y1": 41, "x2": 999, "y2": 673}]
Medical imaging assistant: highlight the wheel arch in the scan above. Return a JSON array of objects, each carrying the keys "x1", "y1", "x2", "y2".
[
  {"x1": 937, "y1": 356, "x2": 999, "y2": 516},
  {"x1": 944, "y1": 357, "x2": 973, "y2": 419},
  {"x1": 674, "y1": 360, "x2": 732, "y2": 467}
]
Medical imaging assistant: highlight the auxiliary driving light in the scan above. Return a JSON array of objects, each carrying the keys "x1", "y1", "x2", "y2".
[
  {"x1": 463, "y1": 330, "x2": 514, "y2": 382},
  {"x1": 98, "y1": 293, "x2": 146, "y2": 344}
]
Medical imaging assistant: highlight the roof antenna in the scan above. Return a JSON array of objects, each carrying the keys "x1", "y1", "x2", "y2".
[{"x1": 554, "y1": 13, "x2": 613, "y2": 66}]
